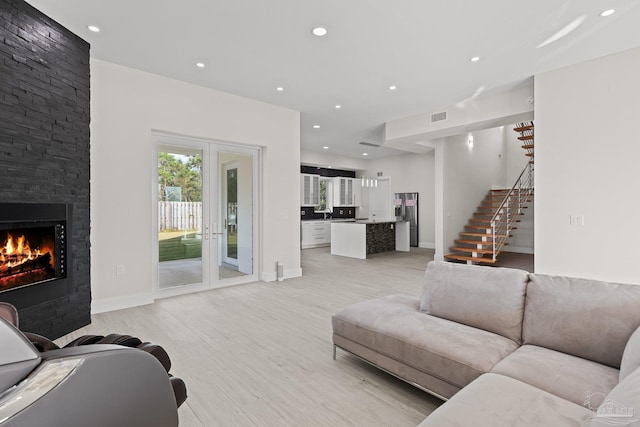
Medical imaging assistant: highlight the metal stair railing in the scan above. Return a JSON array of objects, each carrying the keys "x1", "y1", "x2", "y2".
[{"x1": 491, "y1": 163, "x2": 534, "y2": 261}]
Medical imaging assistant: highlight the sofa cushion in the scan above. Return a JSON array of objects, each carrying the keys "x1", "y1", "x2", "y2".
[
  {"x1": 524, "y1": 274, "x2": 640, "y2": 368},
  {"x1": 620, "y1": 326, "x2": 640, "y2": 382},
  {"x1": 418, "y1": 373, "x2": 594, "y2": 427},
  {"x1": 491, "y1": 345, "x2": 619, "y2": 408},
  {"x1": 419, "y1": 261, "x2": 529, "y2": 343},
  {"x1": 332, "y1": 294, "x2": 519, "y2": 389},
  {"x1": 593, "y1": 367, "x2": 640, "y2": 427}
]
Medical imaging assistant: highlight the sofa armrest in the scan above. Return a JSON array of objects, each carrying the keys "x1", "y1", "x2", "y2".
[{"x1": 620, "y1": 325, "x2": 640, "y2": 381}]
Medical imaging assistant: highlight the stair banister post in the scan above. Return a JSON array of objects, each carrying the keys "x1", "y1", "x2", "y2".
[{"x1": 491, "y1": 219, "x2": 497, "y2": 262}]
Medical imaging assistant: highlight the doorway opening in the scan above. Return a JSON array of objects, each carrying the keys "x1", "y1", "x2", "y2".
[{"x1": 153, "y1": 132, "x2": 260, "y2": 295}]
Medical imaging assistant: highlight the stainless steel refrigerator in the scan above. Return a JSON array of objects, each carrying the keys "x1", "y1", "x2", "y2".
[{"x1": 394, "y1": 193, "x2": 419, "y2": 247}]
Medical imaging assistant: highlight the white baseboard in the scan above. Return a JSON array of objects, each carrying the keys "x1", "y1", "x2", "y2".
[
  {"x1": 91, "y1": 292, "x2": 154, "y2": 315},
  {"x1": 262, "y1": 267, "x2": 303, "y2": 283},
  {"x1": 419, "y1": 242, "x2": 435, "y2": 249},
  {"x1": 262, "y1": 272, "x2": 277, "y2": 282}
]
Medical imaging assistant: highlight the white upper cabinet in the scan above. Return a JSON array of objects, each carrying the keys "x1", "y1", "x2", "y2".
[
  {"x1": 333, "y1": 177, "x2": 360, "y2": 206},
  {"x1": 301, "y1": 174, "x2": 320, "y2": 206}
]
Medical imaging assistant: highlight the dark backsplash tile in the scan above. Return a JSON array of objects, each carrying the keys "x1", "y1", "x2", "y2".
[{"x1": 301, "y1": 207, "x2": 356, "y2": 220}]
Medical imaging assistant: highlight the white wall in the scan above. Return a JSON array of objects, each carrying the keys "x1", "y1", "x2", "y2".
[
  {"x1": 535, "y1": 47, "x2": 640, "y2": 284},
  {"x1": 385, "y1": 84, "x2": 534, "y2": 151},
  {"x1": 362, "y1": 153, "x2": 436, "y2": 247},
  {"x1": 300, "y1": 150, "x2": 367, "y2": 171},
  {"x1": 91, "y1": 59, "x2": 300, "y2": 312},
  {"x1": 504, "y1": 125, "x2": 531, "y2": 185},
  {"x1": 442, "y1": 127, "x2": 506, "y2": 251}
]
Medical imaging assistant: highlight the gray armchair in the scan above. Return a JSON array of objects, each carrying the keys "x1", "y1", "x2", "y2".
[{"x1": 0, "y1": 303, "x2": 185, "y2": 427}]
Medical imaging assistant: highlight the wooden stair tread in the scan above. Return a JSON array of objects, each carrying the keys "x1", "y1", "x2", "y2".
[
  {"x1": 491, "y1": 188, "x2": 530, "y2": 192},
  {"x1": 455, "y1": 239, "x2": 509, "y2": 246},
  {"x1": 526, "y1": 153, "x2": 534, "y2": 157},
  {"x1": 444, "y1": 254, "x2": 497, "y2": 264},
  {"x1": 479, "y1": 203, "x2": 531, "y2": 209},
  {"x1": 465, "y1": 225, "x2": 492, "y2": 231},
  {"x1": 479, "y1": 206, "x2": 531, "y2": 211},
  {"x1": 474, "y1": 213, "x2": 524, "y2": 218},
  {"x1": 484, "y1": 195, "x2": 533, "y2": 200},
  {"x1": 521, "y1": 144, "x2": 534, "y2": 149},
  {"x1": 518, "y1": 135, "x2": 535, "y2": 141},
  {"x1": 450, "y1": 247, "x2": 495, "y2": 254},
  {"x1": 470, "y1": 218, "x2": 520, "y2": 224},
  {"x1": 465, "y1": 224, "x2": 517, "y2": 230},
  {"x1": 460, "y1": 232, "x2": 512, "y2": 238},
  {"x1": 513, "y1": 125, "x2": 534, "y2": 132},
  {"x1": 469, "y1": 218, "x2": 522, "y2": 227}
]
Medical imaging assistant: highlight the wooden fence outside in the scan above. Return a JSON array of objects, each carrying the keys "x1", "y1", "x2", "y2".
[{"x1": 159, "y1": 202, "x2": 202, "y2": 231}]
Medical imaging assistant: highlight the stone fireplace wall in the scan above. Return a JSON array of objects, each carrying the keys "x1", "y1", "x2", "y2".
[{"x1": 0, "y1": 0, "x2": 90, "y2": 338}]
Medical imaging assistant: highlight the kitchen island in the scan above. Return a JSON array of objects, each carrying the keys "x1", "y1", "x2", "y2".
[{"x1": 330, "y1": 220, "x2": 410, "y2": 259}]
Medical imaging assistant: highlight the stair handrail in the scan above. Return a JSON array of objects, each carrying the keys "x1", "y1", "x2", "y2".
[{"x1": 490, "y1": 163, "x2": 534, "y2": 261}]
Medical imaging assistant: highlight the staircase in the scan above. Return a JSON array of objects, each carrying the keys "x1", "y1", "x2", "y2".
[
  {"x1": 515, "y1": 121, "x2": 534, "y2": 163},
  {"x1": 445, "y1": 123, "x2": 534, "y2": 265}
]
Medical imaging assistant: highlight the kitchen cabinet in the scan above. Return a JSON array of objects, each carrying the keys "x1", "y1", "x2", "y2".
[
  {"x1": 333, "y1": 177, "x2": 361, "y2": 207},
  {"x1": 300, "y1": 174, "x2": 320, "y2": 206},
  {"x1": 301, "y1": 221, "x2": 331, "y2": 249}
]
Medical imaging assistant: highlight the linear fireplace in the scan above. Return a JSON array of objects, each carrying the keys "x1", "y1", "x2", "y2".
[{"x1": 0, "y1": 203, "x2": 71, "y2": 310}]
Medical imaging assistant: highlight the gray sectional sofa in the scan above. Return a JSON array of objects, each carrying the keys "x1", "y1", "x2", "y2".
[{"x1": 332, "y1": 261, "x2": 640, "y2": 426}]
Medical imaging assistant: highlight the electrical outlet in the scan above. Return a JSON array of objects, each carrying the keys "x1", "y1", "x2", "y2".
[
  {"x1": 569, "y1": 215, "x2": 585, "y2": 226},
  {"x1": 116, "y1": 264, "x2": 125, "y2": 276}
]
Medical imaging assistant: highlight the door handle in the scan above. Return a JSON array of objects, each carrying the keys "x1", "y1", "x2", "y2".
[
  {"x1": 204, "y1": 225, "x2": 210, "y2": 240},
  {"x1": 211, "y1": 222, "x2": 223, "y2": 239}
]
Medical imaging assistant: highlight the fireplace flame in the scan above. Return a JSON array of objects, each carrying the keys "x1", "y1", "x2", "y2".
[{"x1": 1, "y1": 234, "x2": 48, "y2": 268}]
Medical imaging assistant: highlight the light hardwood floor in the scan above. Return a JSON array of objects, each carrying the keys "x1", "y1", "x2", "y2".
[{"x1": 58, "y1": 248, "x2": 532, "y2": 426}]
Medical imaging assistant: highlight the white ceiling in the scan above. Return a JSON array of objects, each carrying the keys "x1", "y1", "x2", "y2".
[{"x1": 26, "y1": 0, "x2": 640, "y2": 160}]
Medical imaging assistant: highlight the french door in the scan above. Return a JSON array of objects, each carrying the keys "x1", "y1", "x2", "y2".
[{"x1": 153, "y1": 132, "x2": 260, "y2": 296}]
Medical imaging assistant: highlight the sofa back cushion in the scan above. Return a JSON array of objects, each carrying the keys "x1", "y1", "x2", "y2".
[
  {"x1": 620, "y1": 326, "x2": 640, "y2": 381},
  {"x1": 419, "y1": 261, "x2": 529, "y2": 343},
  {"x1": 524, "y1": 274, "x2": 640, "y2": 368}
]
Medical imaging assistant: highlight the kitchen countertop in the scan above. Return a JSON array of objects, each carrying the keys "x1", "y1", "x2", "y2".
[{"x1": 301, "y1": 218, "x2": 356, "y2": 222}]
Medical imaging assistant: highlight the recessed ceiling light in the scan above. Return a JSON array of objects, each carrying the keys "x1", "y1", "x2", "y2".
[
  {"x1": 389, "y1": 85, "x2": 397, "y2": 91},
  {"x1": 196, "y1": 62, "x2": 205, "y2": 68},
  {"x1": 323, "y1": 146, "x2": 329, "y2": 150},
  {"x1": 600, "y1": 9, "x2": 615, "y2": 17},
  {"x1": 313, "y1": 125, "x2": 320, "y2": 129},
  {"x1": 335, "y1": 104, "x2": 342, "y2": 109},
  {"x1": 276, "y1": 87, "x2": 284, "y2": 92},
  {"x1": 87, "y1": 25, "x2": 100, "y2": 32},
  {"x1": 362, "y1": 153, "x2": 369, "y2": 156},
  {"x1": 470, "y1": 56, "x2": 480, "y2": 62},
  {"x1": 312, "y1": 27, "x2": 328, "y2": 37}
]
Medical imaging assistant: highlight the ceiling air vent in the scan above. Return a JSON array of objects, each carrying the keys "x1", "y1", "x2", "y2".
[
  {"x1": 431, "y1": 111, "x2": 448, "y2": 123},
  {"x1": 359, "y1": 141, "x2": 380, "y2": 147}
]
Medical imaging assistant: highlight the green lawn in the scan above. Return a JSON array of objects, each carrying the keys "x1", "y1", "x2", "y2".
[
  {"x1": 158, "y1": 230, "x2": 238, "y2": 261},
  {"x1": 159, "y1": 231, "x2": 201, "y2": 261}
]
